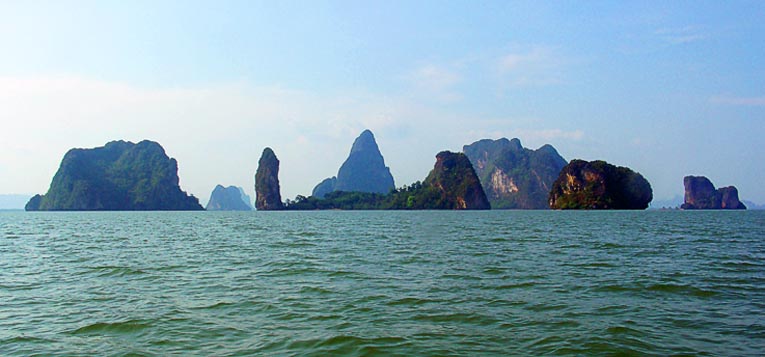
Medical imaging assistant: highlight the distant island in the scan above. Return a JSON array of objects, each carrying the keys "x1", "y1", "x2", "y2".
[
  {"x1": 19, "y1": 131, "x2": 760, "y2": 212},
  {"x1": 681, "y1": 176, "x2": 746, "y2": 210},
  {"x1": 312, "y1": 130, "x2": 395, "y2": 198},
  {"x1": 25, "y1": 140, "x2": 202, "y2": 211},
  {"x1": 463, "y1": 138, "x2": 567, "y2": 209},
  {"x1": 206, "y1": 185, "x2": 252, "y2": 211},
  {"x1": 281, "y1": 151, "x2": 489, "y2": 210}
]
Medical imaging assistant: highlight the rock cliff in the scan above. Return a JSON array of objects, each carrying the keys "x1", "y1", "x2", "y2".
[
  {"x1": 681, "y1": 176, "x2": 746, "y2": 209},
  {"x1": 463, "y1": 138, "x2": 567, "y2": 209},
  {"x1": 311, "y1": 130, "x2": 394, "y2": 198},
  {"x1": 422, "y1": 151, "x2": 491, "y2": 210},
  {"x1": 206, "y1": 185, "x2": 252, "y2": 211},
  {"x1": 255, "y1": 147, "x2": 284, "y2": 210},
  {"x1": 25, "y1": 140, "x2": 203, "y2": 211},
  {"x1": 548, "y1": 159, "x2": 652, "y2": 210}
]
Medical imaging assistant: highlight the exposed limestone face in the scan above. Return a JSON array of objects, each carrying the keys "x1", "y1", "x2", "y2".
[
  {"x1": 463, "y1": 138, "x2": 566, "y2": 209},
  {"x1": 681, "y1": 176, "x2": 746, "y2": 210},
  {"x1": 255, "y1": 147, "x2": 284, "y2": 211}
]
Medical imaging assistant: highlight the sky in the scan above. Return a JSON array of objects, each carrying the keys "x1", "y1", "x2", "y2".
[{"x1": 1, "y1": 0, "x2": 764, "y2": 205}]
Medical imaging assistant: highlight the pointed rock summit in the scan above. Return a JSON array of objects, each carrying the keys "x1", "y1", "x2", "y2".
[
  {"x1": 206, "y1": 185, "x2": 252, "y2": 211},
  {"x1": 463, "y1": 138, "x2": 567, "y2": 209},
  {"x1": 255, "y1": 147, "x2": 284, "y2": 210},
  {"x1": 311, "y1": 130, "x2": 395, "y2": 198}
]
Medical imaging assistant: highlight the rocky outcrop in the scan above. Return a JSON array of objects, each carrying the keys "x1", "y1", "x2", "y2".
[
  {"x1": 311, "y1": 130, "x2": 394, "y2": 198},
  {"x1": 255, "y1": 147, "x2": 284, "y2": 210},
  {"x1": 548, "y1": 159, "x2": 652, "y2": 210},
  {"x1": 421, "y1": 151, "x2": 491, "y2": 210},
  {"x1": 681, "y1": 176, "x2": 746, "y2": 210},
  {"x1": 311, "y1": 177, "x2": 337, "y2": 198},
  {"x1": 463, "y1": 138, "x2": 567, "y2": 209},
  {"x1": 25, "y1": 140, "x2": 203, "y2": 211},
  {"x1": 206, "y1": 185, "x2": 252, "y2": 211},
  {"x1": 286, "y1": 151, "x2": 490, "y2": 210}
]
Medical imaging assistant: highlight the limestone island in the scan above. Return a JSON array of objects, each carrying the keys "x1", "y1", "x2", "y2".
[
  {"x1": 312, "y1": 129, "x2": 395, "y2": 198},
  {"x1": 548, "y1": 159, "x2": 653, "y2": 210},
  {"x1": 254, "y1": 147, "x2": 284, "y2": 211},
  {"x1": 285, "y1": 150, "x2": 490, "y2": 210},
  {"x1": 681, "y1": 176, "x2": 746, "y2": 210},
  {"x1": 206, "y1": 185, "x2": 252, "y2": 211},
  {"x1": 25, "y1": 140, "x2": 203, "y2": 211},
  {"x1": 463, "y1": 138, "x2": 567, "y2": 209}
]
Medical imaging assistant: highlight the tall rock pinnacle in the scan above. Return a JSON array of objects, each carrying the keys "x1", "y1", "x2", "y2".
[
  {"x1": 255, "y1": 147, "x2": 284, "y2": 210},
  {"x1": 311, "y1": 130, "x2": 395, "y2": 198}
]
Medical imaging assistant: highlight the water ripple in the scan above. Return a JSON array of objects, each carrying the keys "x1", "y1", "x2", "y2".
[{"x1": 0, "y1": 210, "x2": 763, "y2": 356}]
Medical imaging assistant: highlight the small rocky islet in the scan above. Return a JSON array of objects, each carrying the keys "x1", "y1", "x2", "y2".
[
  {"x1": 206, "y1": 185, "x2": 252, "y2": 211},
  {"x1": 681, "y1": 176, "x2": 746, "y2": 210},
  {"x1": 26, "y1": 131, "x2": 749, "y2": 211}
]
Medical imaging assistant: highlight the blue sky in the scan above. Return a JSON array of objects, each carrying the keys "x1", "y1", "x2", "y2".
[{"x1": 1, "y1": 1, "x2": 763, "y2": 204}]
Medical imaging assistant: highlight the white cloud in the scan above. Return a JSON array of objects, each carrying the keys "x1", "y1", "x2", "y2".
[
  {"x1": 496, "y1": 46, "x2": 564, "y2": 87},
  {"x1": 0, "y1": 76, "x2": 424, "y2": 202},
  {"x1": 463, "y1": 128, "x2": 584, "y2": 149},
  {"x1": 710, "y1": 95, "x2": 765, "y2": 107},
  {"x1": 411, "y1": 64, "x2": 460, "y2": 91},
  {"x1": 655, "y1": 26, "x2": 707, "y2": 45},
  {"x1": 408, "y1": 64, "x2": 462, "y2": 101}
]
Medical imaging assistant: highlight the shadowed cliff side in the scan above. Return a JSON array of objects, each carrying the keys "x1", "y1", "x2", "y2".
[
  {"x1": 548, "y1": 159, "x2": 652, "y2": 210},
  {"x1": 311, "y1": 130, "x2": 395, "y2": 198},
  {"x1": 681, "y1": 176, "x2": 746, "y2": 209},
  {"x1": 255, "y1": 147, "x2": 284, "y2": 211}
]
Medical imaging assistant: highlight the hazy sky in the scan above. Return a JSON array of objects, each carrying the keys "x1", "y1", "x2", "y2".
[{"x1": 1, "y1": 1, "x2": 763, "y2": 205}]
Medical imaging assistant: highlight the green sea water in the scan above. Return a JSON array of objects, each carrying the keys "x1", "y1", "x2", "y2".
[{"x1": 1, "y1": 210, "x2": 763, "y2": 356}]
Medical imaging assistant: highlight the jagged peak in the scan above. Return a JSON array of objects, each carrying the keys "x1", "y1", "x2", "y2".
[{"x1": 349, "y1": 129, "x2": 381, "y2": 155}]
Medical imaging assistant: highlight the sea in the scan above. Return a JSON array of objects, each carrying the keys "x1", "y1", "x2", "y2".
[{"x1": 1, "y1": 210, "x2": 763, "y2": 356}]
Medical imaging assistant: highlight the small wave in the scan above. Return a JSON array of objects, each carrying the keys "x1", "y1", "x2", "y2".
[
  {"x1": 596, "y1": 283, "x2": 718, "y2": 297},
  {"x1": 495, "y1": 281, "x2": 536, "y2": 290},
  {"x1": 71, "y1": 320, "x2": 150, "y2": 335},
  {"x1": 525, "y1": 303, "x2": 567, "y2": 312},
  {"x1": 86, "y1": 266, "x2": 147, "y2": 277},
  {"x1": 2, "y1": 335, "x2": 53, "y2": 344},
  {"x1": 192, "y1": 301, "x2": 237, "y2": 310},
  {"x1": 283, "y1": 335, "x2": 409, "y2": 354},
  {"x1": 646, "y1": 283, "x2": 718, "y2": 297},
  {"x1": 386, "y1": 297, "x2": 436, "y2": 307},
  {"x1": 298, "y1": 285, "x2": 335, "y2": 295},
  {"x1": 412, "y1": 312, "x2": 499, "y2": 325}
]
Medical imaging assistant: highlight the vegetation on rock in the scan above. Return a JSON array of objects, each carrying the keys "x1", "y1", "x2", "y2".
[
  {"x1": 464, "y1": 138, "x2": 567, "y2": 209},
  {"x1": 548, "y1": 159, "x2": 652, "y2": 210},
  {"x1": 25, "y1": 140, "x2": 202, "y2": 211},
  {"x1": 288, "y1": 151, "x2": 489, "y2": 210}
]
